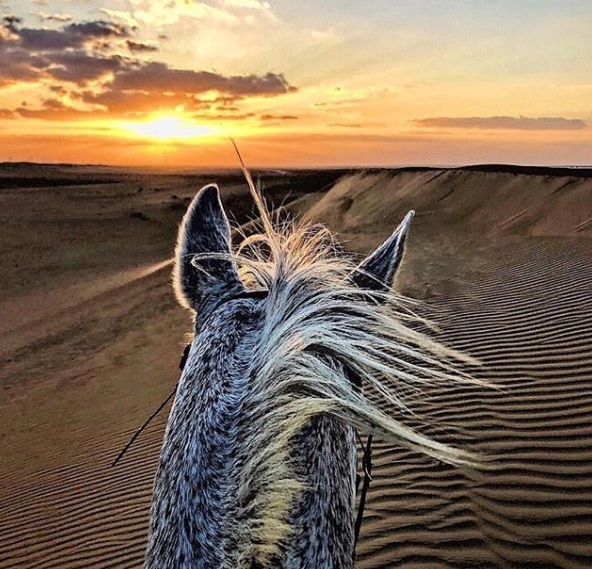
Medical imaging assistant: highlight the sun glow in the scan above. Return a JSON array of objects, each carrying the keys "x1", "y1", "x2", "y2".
[{"x1": 121, "y1": 115, "x2": 220, "y2": 141}]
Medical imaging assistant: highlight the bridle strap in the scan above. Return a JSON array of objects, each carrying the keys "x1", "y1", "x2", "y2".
[
  {"x1": 178, "y1": 343, "x2": 191, "y2": 371},
  {"x1": 111, "y1": 382, "x2": 178, "y2": 467}
]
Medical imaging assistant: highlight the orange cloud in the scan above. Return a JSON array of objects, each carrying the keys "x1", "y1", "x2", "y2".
[{"x1": 414, "y1": 116, "x2": 588, "y2": 131}]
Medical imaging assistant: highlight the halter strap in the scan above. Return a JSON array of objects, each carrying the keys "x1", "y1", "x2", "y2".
[{"x1": 111, "y1": 383, "x2": 178, "y2": 467}]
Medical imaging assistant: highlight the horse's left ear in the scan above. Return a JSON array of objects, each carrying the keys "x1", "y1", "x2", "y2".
[
  {"x1": 174, "y1": 184, "x2": 244, "y2": 313},
  {"x1": 351, "y1": 210, "x2": 414, "y2": 292}
]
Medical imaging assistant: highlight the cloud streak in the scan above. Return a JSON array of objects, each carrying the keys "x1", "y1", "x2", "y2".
[
  {"x1": 415, "y1": 116, "x2": 588, "y2": 131},
  {"x1": 38, "y1": 13, "x2": 73, "y2": 23},
  {"x1": 109, "y1": 63, "x2": 294, "y2": 97},
  {"x1": 15, "y1": 18, "x2": 129, "y2": 51}
]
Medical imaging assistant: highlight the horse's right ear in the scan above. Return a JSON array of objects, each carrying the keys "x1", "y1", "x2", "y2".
[
  {"x1": 174, "y1": 184, "x2": 244, "y2": 313},
  {"x1": 351, "y1": 210, "x2": 414, "y2": 293}
]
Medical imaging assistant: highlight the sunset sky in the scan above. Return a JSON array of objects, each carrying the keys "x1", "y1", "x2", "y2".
[{"x1": 0, "y1": 0, "x2": 590, "y2": 167}]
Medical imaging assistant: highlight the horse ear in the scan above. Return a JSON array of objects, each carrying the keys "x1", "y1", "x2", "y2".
[
  {"x1": 174, "y1": 184, "x2": 244, "y2": 312},
  {"x1": 351, "y1": 210, "x2": 414, "y2": 292}
]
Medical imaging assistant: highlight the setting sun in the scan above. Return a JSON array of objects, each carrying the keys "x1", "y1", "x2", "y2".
[
  {"x1": 122, "y1": 115, "x2": 219, "y2": 142},
  {"x1": 0, "y1": 0, "x2": 589, "y2": 167}
]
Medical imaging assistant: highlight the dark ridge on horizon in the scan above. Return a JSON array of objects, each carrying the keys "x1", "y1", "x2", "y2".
[
  {"x1": 0, "y1": 177, "x2": 120, "y2": 189},
  {"x1": 0, "y1": 161, "x2": 113, "y2": 170},
  {"x1": 0, "y1": 162, "x2": 129, "y2": 189},
  {"x1": 2, "y1": 162, "x2": 591, "y2": 184},
  {"x1": 457, "y1": 163, "x2": 592, "y2": 178},
  {"x1": 359, "y1": 164, "x2": 592, "y2": 178}
]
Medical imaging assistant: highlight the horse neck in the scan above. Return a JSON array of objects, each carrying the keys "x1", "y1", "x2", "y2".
[
  {"x1": 145, "y1": 306, "x2": 256, "y2": 569},
  {"x1": 284, "y1": 415, "x2": 357, "y2": 569},
  {"x1": 145, "y1": 298, "x2": 359, "y2": 569}
]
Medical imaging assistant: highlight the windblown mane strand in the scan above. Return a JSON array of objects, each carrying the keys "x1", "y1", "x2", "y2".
[
  {"x1": 236, "y1": 218, "x2": 478, "y2": 456},
  {"x1": 184, "y1": 159, "x2": 482, "y2": 564},
  {"x1": 233, "y1": 157, "x2": 479, "y2": 454},
  {"x1": 223, "y1": 211, "x2": 483, "y2": 562}
]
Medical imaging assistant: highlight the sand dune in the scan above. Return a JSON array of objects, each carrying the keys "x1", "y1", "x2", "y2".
[
  {"x1": 1, "y1": 165, "x2": 591, "y2": 568},
  {"x1": 356, "y1": 240, "x2": 592, "y2": 569}
]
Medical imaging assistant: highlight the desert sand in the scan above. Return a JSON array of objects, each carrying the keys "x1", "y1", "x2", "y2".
[{"x1": 1, "y1": 163, "x2": 591, "y2": 568}]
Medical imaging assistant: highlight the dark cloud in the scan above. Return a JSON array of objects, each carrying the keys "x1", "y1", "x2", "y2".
[
  {"x1": 110, "y1": 62, "x2": 296, "y2": 97},
  {"x1": 81, "y1": 89, "x2": 210, "y2": 115},
  {"x1": 14, "y1": 98, "x2": 101, "y2": 120},
  {"x1": 48, "y1": 84, "x2": 68, "y2": 95},
  {"x1": 260, "y1": 114, "x2": 299, "y2": 121},
  {"x1": 0, "y1": 47, "x2": 47, "y2": 85},
  {"x1": 18, "y1": 27, "x2": 75, "y2": 50},
  {"x1": 126, "y1": 40, "x2": 159, "y2": 53},
  {"x1": 66, "y1": 20, "x2": 130, "y2": 39},
  {"x1": 214, "y1": 96, "x2": 243, "y2": 109},
  {"x1": 0, "y1": 97, "x2": 101, "y2": 120},
  {"x1": 47, "y1": 51, "x2": 123, "y2": 83},
  {"x1": 2, "y1": 15, "x2": 22, "y2": 33},
  {"x1": 415, "y1": 116, "x2": 588, "y2": 131},
  {"x1": 15, "y1": 20, "x2": 129, "y2": 51},
  {"x1": 0, "y1": 16, "x2": 128, "y2": 85}
]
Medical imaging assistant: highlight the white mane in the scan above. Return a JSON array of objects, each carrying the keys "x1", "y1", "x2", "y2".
[{"x1": 183, "y1": 175, "x2": 481, "y2": 564}]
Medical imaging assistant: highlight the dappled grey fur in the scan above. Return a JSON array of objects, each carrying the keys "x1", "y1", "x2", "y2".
[
  {"x1": 145, "y1": 183, "x2": 478, "y2": 569},
  {"x1": 284, "y1": 416, "x2": 357, "y2": 568},
  {"x1": 146, "y1": 298, "x2": 266, "y2": 568}
]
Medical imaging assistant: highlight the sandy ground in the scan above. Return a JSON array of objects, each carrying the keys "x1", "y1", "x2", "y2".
[{"x1": 0, "y1": 164, "x2": 591, "y2": 568}]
